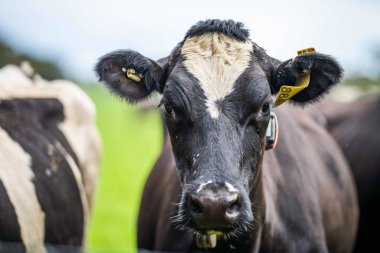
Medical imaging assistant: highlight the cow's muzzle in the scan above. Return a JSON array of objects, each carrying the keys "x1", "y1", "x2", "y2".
[
  {"x1": 186, "y1": 181, "x2": 252, "y2": 231},
  {"x1": 188, "y1": 189, "x2": 240, "y2": 228},
  {"x1": 179, "y1": 181, "x2": 253, "y2": 248}
]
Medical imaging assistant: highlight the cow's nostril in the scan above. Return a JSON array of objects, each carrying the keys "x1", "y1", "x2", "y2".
[
  {"x1": 227, "y1": 196, "x2": 241, "y2": 214},
  {"x1": 189, "y1": 196, "x2": 203, "y2": 214}
]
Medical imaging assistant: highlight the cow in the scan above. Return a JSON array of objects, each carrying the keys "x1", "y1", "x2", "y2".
[
  {"x1": 95, "y1": 19, "x2": 358, "y2": 252},
  {"x1": 0, "y1": 64, "x2": 101, "y2": 253},
  {"x1": 316, "y1": 96, "x2": 380, "y2": 253}
]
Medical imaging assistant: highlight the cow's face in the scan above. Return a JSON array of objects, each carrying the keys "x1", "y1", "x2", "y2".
[
  {"x1": 95, "y1": 20, "x2": 342, "y2": 242},
  {"x1": 159, "y1": 34, "x2": 271, "y2": 235}
]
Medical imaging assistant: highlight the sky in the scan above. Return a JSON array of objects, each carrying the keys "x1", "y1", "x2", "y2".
[{"x1": 0, "y1": 0, "x2": 379, "y2": 82}]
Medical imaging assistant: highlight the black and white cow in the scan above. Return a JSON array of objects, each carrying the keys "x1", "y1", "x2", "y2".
[
  {"x1": 0, "y1": 65, "x2": 101, "y2": 253},
  {"x1": 96, "y1": 20, "x2": 358, "y2": 253}
]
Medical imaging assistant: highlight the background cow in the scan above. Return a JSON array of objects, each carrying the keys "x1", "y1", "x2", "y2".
[
  {"x1": 96, "y1": 20, "x2": 358, "y2": 252},
  {"x1": 316, "y1": 96, "x2": 380, "y2": 253},
  {"x1": 0, "y1": 64, "x2": 101, "y2": 253}
]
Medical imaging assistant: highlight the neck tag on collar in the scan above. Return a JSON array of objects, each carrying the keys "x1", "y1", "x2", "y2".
[
  {"x1": 266, "y1": 112, "x2": 279, "y2": 150},
  {"x1": 273, "y1": 47, "x2": 315, "y2": 107}
]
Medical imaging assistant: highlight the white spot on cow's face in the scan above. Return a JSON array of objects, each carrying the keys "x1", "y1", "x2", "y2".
[
  {"x1": 181, "y1": 33, "x2": 253, "y2": 118},
  {"x1": 0, "y1": 128, "x2": 47, "y2": 253},
  {"x1": 245, "y1": 210, "x2": 253, "y2": 219},
  {"x1": 47, "y1": 144, "x2": 54, "y2": 156},
  {"x1": 192, "y1": 156, "x2": 197, "y2": 166},
  {"x1": 225, "y1": 182, "x2": 239, "y2": 193},
  {"x1": 45, "y1": 169, "x2": 52, "y2": 177},
  {"x1": 196, "y1": 180, "x2": 213, "y2": 193}
]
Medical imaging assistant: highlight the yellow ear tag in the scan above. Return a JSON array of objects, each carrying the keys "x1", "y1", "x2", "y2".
[
  {"x1": 297, "y1": 47, "x2": 316, "y2": 55},
  {"x1": 274, "y1": 69, "x2": 311, "y2": 107},
  {"x1": 122, "y1": 68, "x2": 143, "y2": 82},
  {"x1": 273, "y1": 48, "x2": 315, "y2": 107}
]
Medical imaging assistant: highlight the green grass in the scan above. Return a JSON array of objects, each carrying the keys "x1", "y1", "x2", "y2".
[
  {"x1": 342, "y1": 76, "x2": 380, "y2": 90},
  {"x1": 80, "y1": 85, "x2": 163, "y2": 253}
]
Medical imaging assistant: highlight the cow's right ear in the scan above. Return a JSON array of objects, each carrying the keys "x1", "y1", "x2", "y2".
[{"x1": 95, "y1": 50, "x2": 168, "y2": 103}]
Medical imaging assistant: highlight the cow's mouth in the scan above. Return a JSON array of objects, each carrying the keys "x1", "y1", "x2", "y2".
[
  {"x1": 195, "y1": 233, "x2": 218, "y2": 249},
  {"x1": 172, "y1": 212, "x2": 253, "y2": 249},
  {"x1": 193, "y1": 227, "x2": 245, "y2": 249}
]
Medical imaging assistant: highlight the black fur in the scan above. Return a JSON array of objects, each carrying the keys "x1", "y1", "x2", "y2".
[
  {"x1": 185, "y1": 19, "x2": 250, "y2": 41},
  {"x1": 0, "y1": 181, "x2": 25, "y2": 253}
]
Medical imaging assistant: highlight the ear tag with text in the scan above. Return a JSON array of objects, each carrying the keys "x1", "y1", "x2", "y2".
[
  {"x1": 265, "y1": 112, "x2": 278, "y2": 150},
  {"x1": 274, "y1": 47, "x2": 315, "y2": 107},
  {"x1": 122, "y1": 68, "x2": 143, "y2": 82}
]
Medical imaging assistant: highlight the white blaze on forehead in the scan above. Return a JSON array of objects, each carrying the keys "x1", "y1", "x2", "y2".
[
  {"x1": 181, "y1": 33, "x2": 253, "y2": 118},
  {"x1": 225, "y1": 182, "x2": 239, "y2": 193},
  {"x1": 0, "y1": 128, "x2": 47, "y2": 253}
]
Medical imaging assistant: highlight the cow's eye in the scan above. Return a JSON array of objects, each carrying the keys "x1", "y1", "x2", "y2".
[
  {"x1": 261, "y1": 102, "x2": 270, "y2": 114},
  {"x1": 164, "y1": 104, "x2": 175, "y2": 119}
]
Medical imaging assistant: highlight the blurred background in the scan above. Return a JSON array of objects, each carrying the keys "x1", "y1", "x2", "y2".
[{"x1": 1, "y1": 0, "x2": 379, "y2": 252}]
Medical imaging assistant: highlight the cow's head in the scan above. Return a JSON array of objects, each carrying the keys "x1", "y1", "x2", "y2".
[{"x1": 95, "y1": 20, "x2": 342, "y2": 246}]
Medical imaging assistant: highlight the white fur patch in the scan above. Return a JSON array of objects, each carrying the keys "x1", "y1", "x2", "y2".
[
  {"x1": 0, "y1": 128, "x2": 47, "y2": 253},
  {"x1": 181, "y1": 33, "x2": 253, "y2": 118},
  {"x1": 196, "y1": 180, "x2": 213, "y2": 193},
  {"x1": 225, "y1": 182, "x2": 239, "y2": 193}
]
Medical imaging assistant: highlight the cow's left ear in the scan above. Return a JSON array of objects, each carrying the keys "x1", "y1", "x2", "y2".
[{"x1": 270, "y1": 49, "x2": 343, "y2": 105}]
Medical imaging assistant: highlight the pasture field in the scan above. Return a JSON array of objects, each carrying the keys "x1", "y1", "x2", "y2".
[{"x1": 81, "y1": 85, "x2": 163, "y2": 253}]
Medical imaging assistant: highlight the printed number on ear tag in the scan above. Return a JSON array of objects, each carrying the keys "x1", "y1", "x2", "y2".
[
  {"x1": 274, "y1": 69, "x2": 311, "y2": 107},
  {"x1": 266, "y1": 112, "x2": 278, "y2": 150},
  {"x1": 274, "y1": 47, "x2": 315, "y2": 107}
]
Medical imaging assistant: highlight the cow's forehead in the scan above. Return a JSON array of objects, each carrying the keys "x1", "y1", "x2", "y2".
[{"x1": 180, "y1": 33, "x2": 254, "y2": 118}]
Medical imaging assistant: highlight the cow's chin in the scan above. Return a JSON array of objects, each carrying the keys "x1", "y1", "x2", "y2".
[{"x1": 172, "y1": 207, "x2": 254, "y2": 249}]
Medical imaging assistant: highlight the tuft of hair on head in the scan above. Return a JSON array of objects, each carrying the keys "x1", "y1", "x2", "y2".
[{"x1": 184, "y1": 19, "x2": 250, "y2": 41}]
